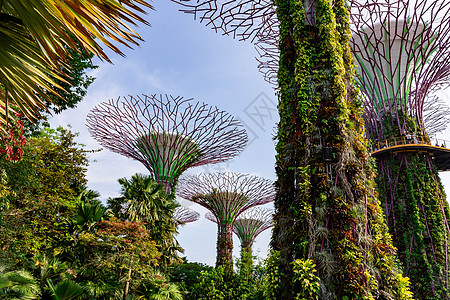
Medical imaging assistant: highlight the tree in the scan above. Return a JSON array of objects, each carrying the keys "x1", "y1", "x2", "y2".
[
  {"x1": 0, "y1": 265, "x2": 40, "y2": 299},
  {"x1": 109, "y1": 174, "x2": 182, "y2": 269},
  {"x1": 0, "y1": 0, "x2": 152, "y2": 124},
  {"x1": 22, "y1": 45, "x2": 97, "y2": 137},
  {"x1": 0, "y1": 126, "x2": 90, "y2": 265},
  {"x1": 73, "y1": 217, "x2": 160, "y2": 299}
]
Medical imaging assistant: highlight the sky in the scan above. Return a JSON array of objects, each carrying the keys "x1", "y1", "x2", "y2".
[
  {"x1": 48, "y1": 0, "x2": 450, "y2": 266},
  {"x1": 49, "y1": 1, "x2": 278, "y2": 266}
]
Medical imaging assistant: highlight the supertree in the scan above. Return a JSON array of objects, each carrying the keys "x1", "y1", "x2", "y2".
[
  {"x1": 347, "y1": 1, "x2": 450, "y2": 297},
  {"x1": 86, "y1": 94, "x2": 248, "y2": 194},
  {"x1": 206, "y1": 207, "x2": 272, "y2": 264},
  {"x1": 172, "y1": 0, "x2": 416, "y2": 297},
  {"x1": 177, "y1": 172, "x2": 275, "y2": 271},
  {"x1": 174, "y1": 205, "x2": 200, "y2": 225}
]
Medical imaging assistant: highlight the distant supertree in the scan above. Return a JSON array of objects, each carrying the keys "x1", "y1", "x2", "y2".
[
  {"x1": 86, "y1": 94, "x2": 248, "y2": 194},
  {"x1": 177, "y1": 172, "x2": 275, "y2": 270},
  {"x1": 174, "y1": 205, "x2": 200, "y2": 225},
  {"x1": 206, "y1": 207, "x2": 272, "y2": 257},
  {"x1": 349, "y1": 2, "x2": 450, "y2": 297}
]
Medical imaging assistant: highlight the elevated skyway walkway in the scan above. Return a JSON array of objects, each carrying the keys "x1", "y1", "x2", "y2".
[{"x1": 371, "y1": 136, "x2": 450, "y2": 171}]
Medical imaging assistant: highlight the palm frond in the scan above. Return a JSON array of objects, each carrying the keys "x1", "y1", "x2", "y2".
[{"x1": 0, "y1": 0, "x2": 153, "y2": 124}]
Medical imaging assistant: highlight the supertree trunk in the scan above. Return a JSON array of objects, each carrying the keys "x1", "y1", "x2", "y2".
[
  {"x1": 271, "y1": 0, "x2": 412, "y2": 298},
  {"x1": 377, "y1": 152, "x2": 450, "y2": 298},
  {"x1": 240, "y1": 245, "x2": 253, "y2": 269},
  {"x1": 347, "y1": 0, "x2": 450, "y2": 294},
  {"x1": 216, "y1": 223, "x2": 234, "y2": 271}
]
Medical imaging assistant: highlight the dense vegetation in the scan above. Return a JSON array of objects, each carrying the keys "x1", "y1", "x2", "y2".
[
  {"x1": 271, "y1": 0, "x2": 412, "y2": 298},
  {"x1": 0, "y1": 126, "x2": 281, "y2": 299}
]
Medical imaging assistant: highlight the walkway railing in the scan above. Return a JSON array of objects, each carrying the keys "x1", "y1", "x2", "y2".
[{"x1": 371, "y1": 136, "x2": 450, "y2": 153}]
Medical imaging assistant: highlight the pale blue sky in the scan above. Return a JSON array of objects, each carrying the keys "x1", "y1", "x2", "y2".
[
  {"x1": 49, "y1": 1, "x2": 450, "y2": 266},
  {"x1": 49, "y1": 1, "x2": 277, "y2": 266}
]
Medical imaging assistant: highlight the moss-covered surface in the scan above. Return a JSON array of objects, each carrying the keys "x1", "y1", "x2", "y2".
[
  {"x1": 376, "y1": 143, "x2": 450, "y2": 299},
  {"x1": 271, "y1": 0, "x2": 413, "y2": 298}
]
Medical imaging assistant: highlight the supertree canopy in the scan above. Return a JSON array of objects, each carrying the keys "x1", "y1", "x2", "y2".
[
  {"x1": 177, "y1": 172, "x2": 275, "y2": 270},
  {"x1": 174, "y1": 0, "x2": 450, "y2": 135},
  {"x1": 174, "y1": 205, "x2": 200, "y2": 225},
  {"x1": 349, "y1": 1, "x2": 450, "y2": 297},
  {"x1": 350, "y1": 1, "x2": 450, "y2": 141},
  {"x1": 86, "y1": 94, "x2": 248, "y2": 193},
  {"x1": 206, "y1": 207, "x2": 273, "y2": 254},
  {"x1": 172, "y1": 0, "x2": 418, "y2": 298}
]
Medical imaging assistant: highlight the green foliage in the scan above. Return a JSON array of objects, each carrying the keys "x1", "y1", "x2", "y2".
[
  {"x1": 291, "y1": 259, "x2": 319, "y2": 300},
  {"x1": 262, "y1": 251, "x2": 281, "y2": 300},
  {"x1": 69, "y1": 217, "x2": 160, "y2": 298},
  {"x1": 22, "y1": 46, "x2": 97, "y2": 137},
  {"x1": 187, "y1": 256, "x2": 267, "y2": 300},
  {"x1": 47, "y1": 279, "x2": 85, "y2": 300},
  {"x1": 189, "y1": 265, "x2": 243, "y2": 300},
  {"x1": 108, "y1": 174, "x2": 182, "y2": 269},
  {"x1": 168, "y1": 259, "x2": 213, "y2": 296},
  {"x1": 0, "y1": 265, "x2": 40, "y2": 299},
  {"x1": 0, "y1": 126, "x2": 89, "y2": 264},
  {"x1": 393, "y1": 274, "x2": 414, "y2": 300},
  {"x1": 136, "y1": 272, "x2": 183, "y2": 300}
]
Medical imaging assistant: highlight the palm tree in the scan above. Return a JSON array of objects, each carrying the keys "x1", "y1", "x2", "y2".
[
  {"x1": 0, "y1": 0, "x2": 152, "y2": 125},
  {"x1": 0, "y1": 264, "x2": 40, "y2": 299},
  {"x1": 112, "y1": 174, "x2": 182, "y2": 268}
]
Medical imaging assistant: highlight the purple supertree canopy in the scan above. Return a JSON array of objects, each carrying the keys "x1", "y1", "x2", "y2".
[
  {"x1": 177, "y1": 172, "x2": 275, "y2": 268},
  {"x1": 174, "y1": 0, "x2": 450, "y2": 137},
  {"x1": 177, "y1": 172, "x2": 275, "y2": 224},
  {"x1": 86, "y1": 94, "x2": 248, "y2": 192},
  {"x1": 174, "y1": 205, "x2": 200, "y2": 225},
  {"x1": 349, "y1": 0, "x2": 450, "y2": 139},
  {"x1": 206, "y1": 207, "x2": 273, "y2": 250}
]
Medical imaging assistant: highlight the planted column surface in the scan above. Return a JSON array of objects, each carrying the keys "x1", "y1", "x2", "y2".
[{"x1": 350, "y1": 1, "x2": 450, "y2": 297}]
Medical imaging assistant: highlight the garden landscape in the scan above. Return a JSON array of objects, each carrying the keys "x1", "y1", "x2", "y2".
[{"x1": 1, "y1": 0, "x2": 450, "y2": 299}]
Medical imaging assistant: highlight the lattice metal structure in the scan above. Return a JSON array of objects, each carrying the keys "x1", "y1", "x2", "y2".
[
  {"x1": 350, "y1": 1, "x2": 450, "y2": 140},
  {"x1": 177, "y1": 172, "x2": 275, "y2": 269},
  {"x1": 174, "y1": 0, "x2": 450, "y2": 136},
  {"x1": 348, "y1": 1, "x2": 450, "y2": 297},
  {"x1": 174, "y1": 0, "x2": 281, "y2": 86},
  {"x1": 206, "y1": 207, "x2": 273, "y2": 252},
  {"x1": 174, "y1": 205, "x2": 200, "y2": 225},
  {"x1": 86, "y1": 94, "x2": 248, "y2": 194}
]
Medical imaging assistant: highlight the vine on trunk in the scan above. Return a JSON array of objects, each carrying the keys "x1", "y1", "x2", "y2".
[{"x1": 272, "y1": 0, "x2": 412, "y2": 298}]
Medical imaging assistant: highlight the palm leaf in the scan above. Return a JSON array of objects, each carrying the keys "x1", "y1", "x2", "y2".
[
  {"x1": 0, "y1": 270, "x2": 40, "y2": 299},
  {"x1": 0, "y1": 0, "x2": 153, "y2": 125},
  {"x1": 47, "y1": 279, "x2": 85, "y2": 300}
]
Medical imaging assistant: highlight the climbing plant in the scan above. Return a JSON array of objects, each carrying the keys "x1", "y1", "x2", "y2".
[
  {"x1": 376, "y1": 129, "x2": 450, "y2": 298},
  {"x1": 271, "y1": 0, "x2": 412, "y2": 298}
]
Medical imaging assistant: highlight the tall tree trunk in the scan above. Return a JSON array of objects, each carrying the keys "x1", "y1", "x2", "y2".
[
  {"x1": 216, "y1": 223, "x2": 233, "y2": 272},
  {"x1": 377, "y1": 152, "x2": 450, "y2": 299},
  {"x1": 271, "y1": 0, "x2": 412, "y2": 298}
]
